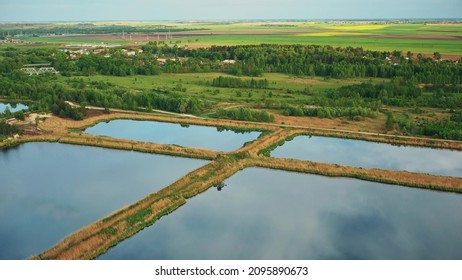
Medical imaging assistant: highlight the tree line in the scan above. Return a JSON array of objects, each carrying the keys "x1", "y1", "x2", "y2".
[
  {"x1": 2, "y1": 24, "x2": 207, "y2": 36},
  {"x1": 215, "y1": 107, "x2": 275, "y2": 122},
  {"x1": 146, "y1": 44, "x2": 461, "y2": 84},
  {"x1": 0, "y1": 72, "x2": 211, "y2": 120},
  {"x1": 1, "y1": 44, "x2": 460, "y2": 85},
  {"x1": 283, "y1": 105, "x2": 379, "y2": 119},
  {"x1": 212, "y1": 76, "x2": 269, "y2": 89}
]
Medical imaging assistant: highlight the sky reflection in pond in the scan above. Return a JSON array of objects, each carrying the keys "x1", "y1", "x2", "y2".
[
  {"x1": 0, "y1": 103, "x2": 29, "y2": 113},
  {"x1": 85, "y1": 119, "x2": 261, "y2": 152},
  {"x1": 271, "y1": 136, "x2": 462, "y2": 177},
  {"x1": 101, "y1": 168, "x2": 462, "y2": 260},
  {"x1": 0, "y1": 143, "x2": 207, "y2": 259}
]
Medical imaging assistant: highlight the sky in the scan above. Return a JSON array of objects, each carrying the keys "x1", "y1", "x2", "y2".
[{"x1": 0, "y1": 0, "x2": 461, "y2": 22}]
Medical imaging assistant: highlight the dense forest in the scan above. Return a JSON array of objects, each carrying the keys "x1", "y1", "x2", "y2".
[
  {"x1": 2, "y1": 43, "x2": 460, "y2": 83},
  {"x1": 142, "y1": 43, "x2": 462, "y2": 84},
  {"x1": 0, "y1": 43, "x2": 461, "y2": 139},
  {"x1": 1, "y1": 44, "x2": 461, "y2": 83}
]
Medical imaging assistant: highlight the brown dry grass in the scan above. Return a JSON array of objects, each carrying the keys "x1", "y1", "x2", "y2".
[
  {"x1": 274, "y1": 113, "x2": 385, "y2": 133},
  {"x1": 252, "y1": 157, "x2": 462, "y2": 192},
  {"x1": 2, "y1": 110, "x2": 460, "y2": 260}
]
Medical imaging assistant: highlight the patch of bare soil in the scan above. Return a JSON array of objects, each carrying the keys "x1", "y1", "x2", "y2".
[
  {"x1": 85, "y1": 109, "x2": 108, "y2": 118},
  {"x1": 274, "y1": 114, "x2": 385, "y2": 133}
]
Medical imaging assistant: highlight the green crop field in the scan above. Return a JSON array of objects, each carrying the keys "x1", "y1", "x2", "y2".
[
  {"x1": 184, "y1": 34, "x2": 461, "y2": 55},
  {"x1": 21, "y1": 36, "x2": 132, "y2": 45},
  {"x1": 10, "y1": 21, "x2": 461, "y2": 56},
  {"x1": 163, "y1": 21, "x2": 462, "y2": 56},
  {"x1": 180, "y1": 22, "x2": 462, "y2": 55}
]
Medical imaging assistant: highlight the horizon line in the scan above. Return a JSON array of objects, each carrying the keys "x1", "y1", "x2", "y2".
[{"x1": 1, "y1": 18, "x2": 462, "y2": 24}]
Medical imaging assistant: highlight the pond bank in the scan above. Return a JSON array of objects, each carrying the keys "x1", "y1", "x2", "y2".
[{"x1": 1, "y1": 111, "x2": 461, "y2": 259}]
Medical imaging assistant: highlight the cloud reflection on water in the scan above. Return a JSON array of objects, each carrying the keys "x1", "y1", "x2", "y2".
[
  {"x1": 101, "y1": 168, "x2": 462, "y2": 260},
  {"x1": 271, "y1": 136, "x2": 462, "y2": 178}
]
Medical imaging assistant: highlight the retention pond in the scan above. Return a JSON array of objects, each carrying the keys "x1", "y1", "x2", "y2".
[
  {"x1": 271, "y1": 135, "x2": 462, "y2": 178},
  {"x1": 84, "y1": 119, "x2": 261, "y2": 152},
  {"x1": 0, "y1": 143, "x2": 207, "y2": 259},
  {"x1": 100, "y1": 168, "x2": 462, "y2": 260}
]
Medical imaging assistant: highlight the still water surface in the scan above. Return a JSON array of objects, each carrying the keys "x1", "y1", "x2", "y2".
[
  {"x1": 0, "y1": 143, "x2": 206, "y2": 259},
  {"x1": 0, "y1": 103, "x2": 29, "y2": 113},
  {"x1": 85, "y1": 119, "x2": 261, "y2": 151},
  {"x1": 101, "y1": 168, "x2": 462, "y2": 260},
  {"x1": 271, "y1": 136, "x2": 462, "y2": 178}
]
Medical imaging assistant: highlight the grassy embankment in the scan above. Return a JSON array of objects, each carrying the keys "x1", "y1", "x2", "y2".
[
  {"x1": 22, "y1": 111, "x2": 462, "y2": 260},
  {"x1": 34, "y1": 154, "x2": 462, "y2": 260},
  {"x1": 33, "y1": 154, "x2": 249, "y2": 260}
]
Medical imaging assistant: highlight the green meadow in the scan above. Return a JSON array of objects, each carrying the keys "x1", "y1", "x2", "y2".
[{"x1": 61, "y1": 73, "x2": 387, "y2": 107}]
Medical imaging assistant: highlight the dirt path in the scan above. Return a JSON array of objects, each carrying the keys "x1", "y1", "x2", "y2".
[
  {"x1": 2, "y1": 111, "x2": 461, "y2": 260},
  {"x1": 33, "y1": 140, "x2": 462, "y2": 259}
]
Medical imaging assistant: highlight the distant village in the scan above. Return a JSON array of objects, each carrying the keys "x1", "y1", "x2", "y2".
[
  {"x1": 57, "y1": 44, "x2": 237, "y2": 65},
  {"x1": 0, "y1": 36, "x2": 34, "y2": 45}
]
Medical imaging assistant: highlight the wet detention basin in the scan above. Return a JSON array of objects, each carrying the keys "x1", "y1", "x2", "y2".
[
  {"x1": 0, "y1": 143, "x2": 207, "y2": 259},
  {"x1": 100, "y1": 168, "x2": 462, "y2": 260},
  {"x1": 271, "y1": 135, "x2": 462, "y2": 178},
  {"x1": 84, "y1": 119, "x2": 261, "y2": 152}
]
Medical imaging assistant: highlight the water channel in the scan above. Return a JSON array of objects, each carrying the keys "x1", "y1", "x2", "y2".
[
  {"x1": 84, "y1": 119, "x2": 261, "y2": 152},
  {"x1": 101, "y1": 168, "x2": 462, "y2": 260},
  {"x1": 271, "y1": 135, "x2": 462, "y2": 178},
  {"x1": 0, "y1": 143, "x2": 207, "y2": 259}
]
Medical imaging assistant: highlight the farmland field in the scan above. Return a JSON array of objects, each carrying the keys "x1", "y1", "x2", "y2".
[
  {"x1": 12, "y1": 21, "x2": 462, "y2": 57},
  {"x1": 184, "y1": 34, "x2": 462, "y2": 56}
]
